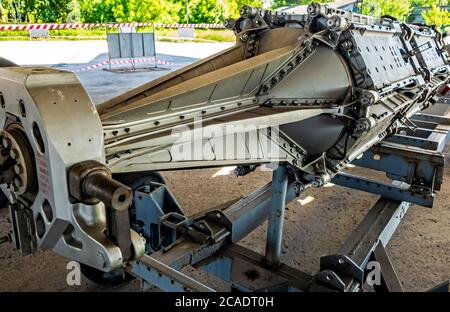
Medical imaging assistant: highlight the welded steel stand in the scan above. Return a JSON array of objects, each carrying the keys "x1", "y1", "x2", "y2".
[
  {"x1": 265, "y1": 164, "x2": 288, "y2": 266},
  {"x1": 128, "y1": 109, "x2": 450, "y2": 292}
]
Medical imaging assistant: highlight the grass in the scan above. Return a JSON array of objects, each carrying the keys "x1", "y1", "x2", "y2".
[{"x1": 0, "y1": 27, "x2": 235, "y2": 42}]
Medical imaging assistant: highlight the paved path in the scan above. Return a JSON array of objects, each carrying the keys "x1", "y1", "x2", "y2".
[{"x1": 0, "y1": 40, "x2": 234, "y2": 104}]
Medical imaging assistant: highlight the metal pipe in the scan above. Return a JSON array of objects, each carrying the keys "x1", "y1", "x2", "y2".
[
  {"x1": 265, "y1": 164, "x2": 288, "y2": 265},
  {"x1": 83, "y1": 171, "x2": 132, "y2": 211}
]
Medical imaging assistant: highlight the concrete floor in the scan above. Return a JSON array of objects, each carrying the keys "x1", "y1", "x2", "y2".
[{"x1": 0, "y1": 41, "x2": 448, "y2": 292}]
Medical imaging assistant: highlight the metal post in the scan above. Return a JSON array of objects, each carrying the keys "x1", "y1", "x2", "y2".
[{"x1": 265, "y1": 164, "x2": 288, "y2": 265}]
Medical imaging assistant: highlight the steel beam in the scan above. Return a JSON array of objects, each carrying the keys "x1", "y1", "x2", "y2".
[
  {"x1": 338, "y1": 197, "x2": 409, "y2": 268},
  {"x1": 196, "y1": 243, "x2": 313, "y2": 292},
  {"x1": 131, "y1": 254, "x2": 215, "y2": 292},
  {"x1": 331, "y1": 197, "x2": 410, "y2": 291},
  {"x1": 351, "y1": 140, "x2": 446, "y2": 192},
  {"x1": 207, "y1": 176, "x2": 301, "y2": 244},
  {"x1": 411, "y1": 113, "x2": 450, "y2": 125},
  {"x1": 372, "y1": 243, "x2": 404, "y2": 292},
  {"x1": 265, "y1": 165, "x2": 289, "y2": 265},
  {"x1": 332, "y1": 173, "x2": 433, "y2": 207}
]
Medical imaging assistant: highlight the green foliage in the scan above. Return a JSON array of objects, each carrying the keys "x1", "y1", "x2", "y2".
[
  {"x1": 361, "y1": 0, "x2": 412, "y2": 21},
  {"x1": 271, "y1": 0, "x2": 327, "y2": 9},
  {"x1": 67, "y1": 0, "x2": 81, "y2": 22},
  {"x1": 0, "y1": 0, "x2": 448, "y2": 27},
  {"x1": 421, "y1": 0, "x2": 450, "y2": 30},
  {"x1": 175, "y1": 0, "x2": 224, "y2": 23},
  {"x1": 223, "y1": 0, "x2": 263, "y2": 19}
]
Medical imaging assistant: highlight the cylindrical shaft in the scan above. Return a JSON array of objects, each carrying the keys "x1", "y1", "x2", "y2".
[
  {"x1": 265, "y1": 164, "x2": 288, "y2": 266},
  {"x1": 83, "y1": 171, "x2": 132, "y2": 211}
]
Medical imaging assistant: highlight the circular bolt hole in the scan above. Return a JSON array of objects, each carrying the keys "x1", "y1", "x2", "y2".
[
  {"x1": 32, "y1": 122, "x2": 45, "y2": 154},
  {"x1": 35, "y1": 213, "x2": 46, "y2": 239},
  {"x1": 118, "y1": 194, "x2": 127, "y2": 203},
  {"x1": 42, "y1": 199, "x2": 53, "y2": 223},
  {"x1": 19, "y1": 100, "x2": 26, "y2": 117}
]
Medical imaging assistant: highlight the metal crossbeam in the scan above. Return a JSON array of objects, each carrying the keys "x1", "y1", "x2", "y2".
[
  {"x1": 196, "y1": 244, "x2": 313, "y2": 292},
  {"x1": 372, "y1": 243, "x2": 404, "y2": 292},
  {"x1": 331, "y1": 173, "x2": 433, "y2": 207},
  {"x1": 131, "y1": 254, "x2": 215, "y2": 292},
  {"x1": 329, "y1": 197, "x2": 410, "y2": 291}
]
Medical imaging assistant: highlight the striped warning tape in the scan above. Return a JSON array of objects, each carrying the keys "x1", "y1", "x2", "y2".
[
  {"x1": 0, "y1": 22, "x2": 225, "y2": 31},
  {"x1": 75, "y1": 57, "x2": 182, "y2": 72}
]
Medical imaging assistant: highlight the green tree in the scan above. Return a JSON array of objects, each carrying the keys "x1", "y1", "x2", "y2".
[
  {"x1": 79, "y1": 0, "x2": 115, "y2": 22},
  {"x1": 223, "y1": 0, "x2": 264, "y2": 19},
  {"x1": 127, "y1": 0, "x2": 180, "y2": 22},
  {"x1": 37, "y1": 0, "x2": 71, "y2": 22},
  {"x1": 79, "y1": 0, "x2": 180, "y2": 23},
  {"x1": 361, "y1": 0, "x2": 412, "y2": 21},
  {"x1": 271, "y1": 0, "x2": 327, "y2": 10},
  {"x1": 422, "y1": 0, "x2": 450, "y2": 30},
  {"x1": 67, "y1": 0, "x2": 81, "y2": 22},
  {"x1": 176, "y1": 0, "x2": 225, "y2": 23}
]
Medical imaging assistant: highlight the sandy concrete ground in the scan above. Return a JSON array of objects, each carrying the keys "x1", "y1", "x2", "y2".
[{"x1": 0, "y1": 41, "x2": 448, "y2": 292}]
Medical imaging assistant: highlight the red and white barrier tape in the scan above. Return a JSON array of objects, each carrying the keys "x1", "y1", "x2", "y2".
[
  {"x1": 75, "y1": 57, "x2": 182, "y2": 72},
  {"x1": 0, "y1": 22, "x2": 224, "y2": 31}
]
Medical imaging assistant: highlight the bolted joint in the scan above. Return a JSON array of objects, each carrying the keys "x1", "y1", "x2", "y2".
[
  {"x1": 326, "y1": 15, "x2": 349, "y2": 32},
  {"x1": 307, "y1": 2, "x2": 326, "y2": 17},
  {"x1": 312, "y1": 173, "x2": 331, "y2": 188},
  {"x1": 360, "y1": 90, "x2": 380, "y2": 106},
  {"x1": 240, "y1": 5, "x2": 258, "y2": 19},
  {"x1": 223, "y1": 18, "x2": 236, "y2": 30}
]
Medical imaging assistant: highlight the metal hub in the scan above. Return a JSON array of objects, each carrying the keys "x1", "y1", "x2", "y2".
[{"x1": 0, "y1": 124, "x2": 36, "y2": 195}]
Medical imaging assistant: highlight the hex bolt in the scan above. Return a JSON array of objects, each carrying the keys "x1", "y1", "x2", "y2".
[
  {"x1": 14, "y1": 177, "x2": 23, "y2": 188},
  {"x1": 9, "y1": 148, "x2": 18, "y2": 160},
  {"x1": 2, "y1": 137, "x2": 11, "y2": 149},
  {"x1": 14, "y1": 164, "x2": 23, "y2": 175}
]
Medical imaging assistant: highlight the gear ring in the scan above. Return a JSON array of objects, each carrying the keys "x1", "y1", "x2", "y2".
[{"x1": 0, "y1": 124, "x2": 36, "y2": 195}]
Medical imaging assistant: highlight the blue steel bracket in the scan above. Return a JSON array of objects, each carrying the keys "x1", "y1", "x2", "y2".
[
  {"x1": 195, "y1": 243, "x2": 313, "y2": 292},
  {"x1": 344, "y1": 111, "x2": 450, "y2": 207},
  {"x1": 351, "y1": 140, "x2": 446, "y2": 192},
  {"x1": 332, "y1": 173, "x2": 434, "y2": 207},
  {"x1": 319, "y1": 255, "x2": 364, "y2": 285},
  {"x1": 133, "y1": 183, "x2": 184, "y2": 252},
  {"x1": 307, "y1": 255, "x2": 364, "y2": 292},
  {"x1": 411, "y1": 113, "x2": 450, "y2": 125},
  {"x1": 314, "y1": 198, "x2": 411, "y2": 292}
]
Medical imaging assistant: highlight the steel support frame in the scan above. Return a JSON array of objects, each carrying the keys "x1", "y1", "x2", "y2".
[
  {"x1": 129, "y1": 111, "x2": 449, "y2": 292},
  {"x1": 265, "y1": 165, "x2": 288, "y2": 266},
  {"x1": 332, "y1": 112, "x2": 449, "y2": 208}
]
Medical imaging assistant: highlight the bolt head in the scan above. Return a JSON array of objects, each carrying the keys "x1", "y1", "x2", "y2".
[
  {"x1": 9, "y1": 149, "x2": 18, "y2": 160},
  {"x1": 14, "y1": 177, "x2": 23, "y2": 188},
  {"x1": 14, "y1": 164, "x2": 23, "y2": 175},
  {"x1": 9, "y1": 183, "x2": 16, "y2": 192},
  {"x1": 2, "y1": 137, "x2": 11, "y2": 148}
]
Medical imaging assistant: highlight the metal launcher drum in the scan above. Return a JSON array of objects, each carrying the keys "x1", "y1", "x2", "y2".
[{"x1": 0, "y1": 3, "x2": 449, "y2": 291}]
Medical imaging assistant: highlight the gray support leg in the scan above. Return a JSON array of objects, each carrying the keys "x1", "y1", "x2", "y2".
[{"x1": 265, "y1": 164, "x2": 288, "y2": 265}]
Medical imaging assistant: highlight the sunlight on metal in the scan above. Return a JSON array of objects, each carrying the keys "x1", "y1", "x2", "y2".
[
  {"x1": 297, "y1": 196, "x2": 315, "y2": 205},
  {"x1": 212, "y1": 166, "x2": 237, "y2": 177}
]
